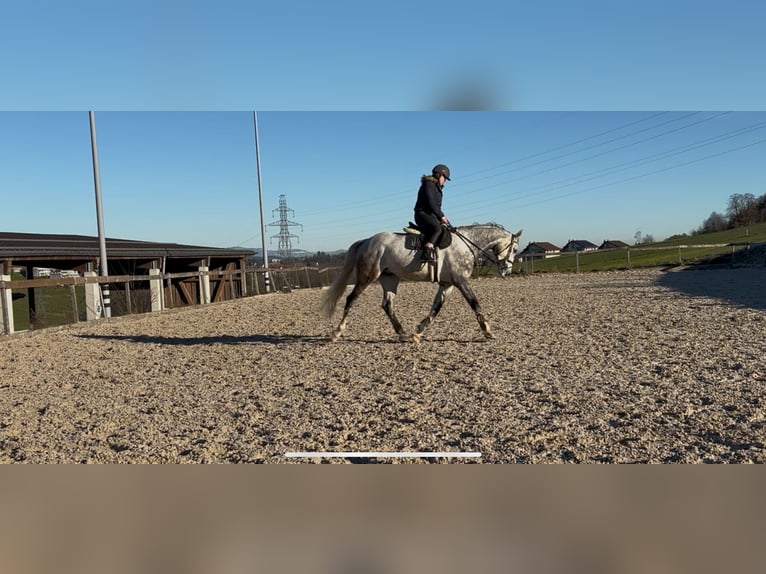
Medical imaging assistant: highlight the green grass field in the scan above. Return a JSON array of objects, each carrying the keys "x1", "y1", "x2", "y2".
[
  {"x1": 10, "y1": 272, "x2": 86, "y2": 331},
  {"x1": 519, "y1": 222, "x2": 766, "y2": 274}
]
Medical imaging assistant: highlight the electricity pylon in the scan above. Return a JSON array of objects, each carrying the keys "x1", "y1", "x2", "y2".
[{"x1": 268, "y1": 195, "x2": 303, "y2": 258}]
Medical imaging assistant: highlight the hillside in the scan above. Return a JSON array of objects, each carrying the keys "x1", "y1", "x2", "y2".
[{"x1": 657, "y1": 221, "x2": 766, "y2": 247}]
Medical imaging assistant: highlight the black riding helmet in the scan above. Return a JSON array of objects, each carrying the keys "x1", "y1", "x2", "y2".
[{"x1": 432, "y1": 164, "x2": 451, "y2": 181}]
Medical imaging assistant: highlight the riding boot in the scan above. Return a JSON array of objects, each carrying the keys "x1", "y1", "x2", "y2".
[{"x1": 420, "y1": 245, "x2": 436, "y2": 261}]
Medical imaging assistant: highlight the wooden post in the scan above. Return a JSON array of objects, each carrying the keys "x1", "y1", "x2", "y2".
[
  {"x1": 167, "y1": 277, "x2": 174, "y2": 308},
  {"x1": 84, "y1": 271, "x2": 102, "y2": 321},
  {"x1": 198, "y1": 266, "x2": 211, "y2": 304},
  {"x1": 149, "y1": 269, "x2": 163, "y2": 312},
  {"x1": 125, "y1": 281, "x2": 132, "y2": 314},
  {"x1": 1, "y1": 275, "x2": 12, "y2": 335},
  {"x1": 239, "y1": 260, "x2": 247, "y2": 297},
  {"x1": 304, "y1": 267, "x2": 311, "y2": 288},
  {"x1": 69, "y1": 285, "x2": 79, "y2": 323},
  {"x1": 26, "y1": 265, "x2": 37, "y2": 322},
  {"x1": 627, "y1": 248, "x2": 631, "y2": 268}
]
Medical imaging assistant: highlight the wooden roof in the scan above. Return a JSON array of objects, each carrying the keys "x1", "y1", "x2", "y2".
[
  {"x1": 599, "y1": 239, "x2": 630, "y2": 249},
  {"x1": 0, "y1": 231, "x2": 253, "y2": 271},
  {"x1": 561, "y1": 239, "x2": 598, "y2": 251}
]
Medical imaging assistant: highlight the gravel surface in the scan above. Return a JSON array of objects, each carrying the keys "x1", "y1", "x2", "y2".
[{"x1": 1, "y1": 267, "x2": 764, "y2": 463}]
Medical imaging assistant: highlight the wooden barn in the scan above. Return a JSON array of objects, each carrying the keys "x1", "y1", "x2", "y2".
[{"x1": 0, "y1": 231, "x2": 254, "y2": 329}]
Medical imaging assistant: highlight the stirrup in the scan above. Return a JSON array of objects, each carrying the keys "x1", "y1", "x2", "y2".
[{"x1": 420, "y1": 246, "x2": 436, "y2": 261}]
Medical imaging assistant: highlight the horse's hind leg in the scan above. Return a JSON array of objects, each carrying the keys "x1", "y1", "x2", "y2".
[
  {"x1": 330, "y1": 257, "x2": 382, "y2": 341},
  {"x1": 412, "y1": 284, "x2": 454, "y2": 344},
  {"x1": 379, "y1": 274, "x2": 409, "y2": 341},
  {"x1": 330, "y1": 281, "x2": 369, "y2": 341}
]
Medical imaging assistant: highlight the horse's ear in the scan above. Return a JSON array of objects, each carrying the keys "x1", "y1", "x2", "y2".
[{"x1": 515, "y1": 229, "x2": 523, "y2": 237}]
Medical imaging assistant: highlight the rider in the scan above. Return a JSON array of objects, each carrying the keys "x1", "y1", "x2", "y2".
[{"x1": 414, "y1": 163, "x2": 451, "y2": 261}]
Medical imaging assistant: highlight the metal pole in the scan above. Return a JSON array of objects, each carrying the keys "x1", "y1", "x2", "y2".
[
  {"x1": 253, "y1": 112, "x2": 271, "y2": 293},
  {"x1": 89, "y1": 111, "x2": 111, "y2": 318}
]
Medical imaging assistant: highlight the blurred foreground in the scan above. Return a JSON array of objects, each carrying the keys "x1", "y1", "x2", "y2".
[{"x1": 1, "y1": 467, "x2": 763, "y2": 574}]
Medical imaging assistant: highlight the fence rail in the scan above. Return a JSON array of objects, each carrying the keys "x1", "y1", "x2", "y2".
[
  {"x1": 0, "y1": 266, "x2": 343, "y2": 336},
  {"x1": 520, "y1": 242, "x2": 762, "y2": 274},
  {"x1": 4, "y1": 242, "x2": 762, "y2": 335}
]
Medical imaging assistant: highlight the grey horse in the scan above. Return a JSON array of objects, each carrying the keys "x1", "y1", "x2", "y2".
[{"x1": 320, "y1": 223, "x2": 522, "y2": 343}]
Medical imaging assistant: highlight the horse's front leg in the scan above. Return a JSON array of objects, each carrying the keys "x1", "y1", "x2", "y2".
[
  {"x1": 412, "y1": 285, "x2": 454, "y2": 344},
  {"x1": 455, "y1": 281, "x2": 493, "y2": 340}
]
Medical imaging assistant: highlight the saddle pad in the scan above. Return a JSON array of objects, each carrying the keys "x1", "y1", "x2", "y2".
[
  {"x1": 404, "y1": 234, "x2": 422, "y2": 250},
  {"x1": 403, "y1": 228, "x2": 452, "y2": 250}
]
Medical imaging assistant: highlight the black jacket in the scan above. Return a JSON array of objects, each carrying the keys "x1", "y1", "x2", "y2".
[{"x1": 413, "y1": 176, "x2": 445, "y2": 219}]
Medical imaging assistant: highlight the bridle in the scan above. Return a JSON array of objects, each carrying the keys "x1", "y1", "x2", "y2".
[{"x1": 448, "y1": 225, "x2": 518, "y2": 266}]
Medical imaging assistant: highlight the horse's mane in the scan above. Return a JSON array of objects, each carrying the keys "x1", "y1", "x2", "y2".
[{"x1": 461, "y1": 222, "x2": 506, "y2": 230}]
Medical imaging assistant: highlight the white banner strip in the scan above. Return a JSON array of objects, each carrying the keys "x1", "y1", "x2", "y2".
[{"x1": 285, "y1": 452, "x2": 481, "y2": 458}]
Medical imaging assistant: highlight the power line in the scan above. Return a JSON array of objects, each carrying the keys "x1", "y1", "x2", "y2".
[
  {"x1": 452, "y1": 112, "x2": 729, "y2": 198},
  {"x1": 451, "y1": 119, "x2": 766, "y2": 215},
  {"x1": 233, "y1": 112, "x2": 765, "y2": 248},
  {"x1": 294, "y1": 112, "x2": 679, "y2": 218},
  {"x1": 305, "y1": 116, "x2": 766, "y2": 236},
  {"x1": 456, "y1": 111, "x2": 686, "y2": 186},
  {"x1": 287, "y1": 112, "x2": 715, "y2": 222},
  {"x1": 477, "y1": 137, "x2": 766, "y2": 214}
]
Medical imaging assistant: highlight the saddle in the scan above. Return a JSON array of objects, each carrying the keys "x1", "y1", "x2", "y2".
[{"x1": 402, "y1": 221, "x2": 453, "y2": 251}]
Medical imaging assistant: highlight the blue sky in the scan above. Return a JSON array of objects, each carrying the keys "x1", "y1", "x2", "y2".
[
  {"x1": 1, "y1": 1, "x2": 764, "y2": 110},
  {"x1": 1, "y1": 111, "x2": 764, "y2": 252}
]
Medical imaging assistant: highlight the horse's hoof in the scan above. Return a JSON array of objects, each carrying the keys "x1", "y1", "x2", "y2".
[
  {"x1": 398, "y1": 333, "x2": 411, "y2": 342},
  {"x1": 329, "y1": 332, "x2": 341, "y2": 342},
  {"x1": 483, "y1": 331, "x2": 495, "y2": 340}
]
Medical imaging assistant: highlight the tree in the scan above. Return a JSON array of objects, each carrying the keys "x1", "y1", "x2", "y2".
[
  {"x1": 726, "y1": 193, "x2": 757, "y2": 227},
  {"x1": 696, "y1": 211, "x2": 727, "y2": 234},
  {"x1": 641, "y1": 234, "x2": 655, "y2": 244},
  {"x1": 755, "y1": 193, "x2": 766, "y2": 223}
]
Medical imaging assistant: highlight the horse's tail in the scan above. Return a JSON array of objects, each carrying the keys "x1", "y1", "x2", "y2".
[{"x1": 320, "y1": 239, "x2": 364, "y2": 318}]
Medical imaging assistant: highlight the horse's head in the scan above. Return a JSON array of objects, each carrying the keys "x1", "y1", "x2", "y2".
[{"x1": 495, "y1": 228, "x2": 523, "y2": 278}]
